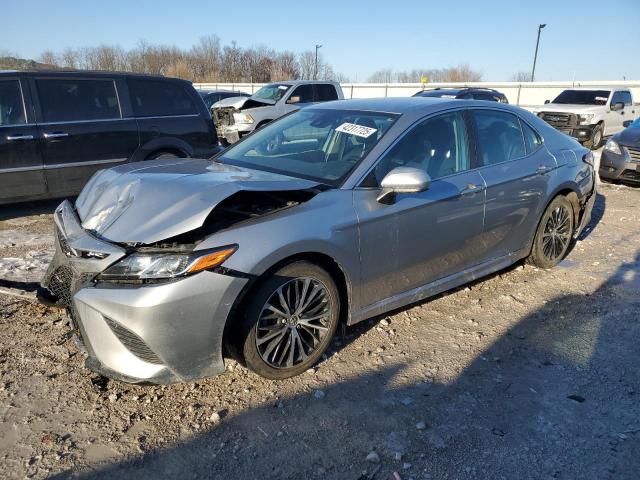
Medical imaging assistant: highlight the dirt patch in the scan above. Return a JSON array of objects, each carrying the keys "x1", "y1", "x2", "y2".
[{"x1": 0, "y1": 184, "x2": 638, "y2": 479}]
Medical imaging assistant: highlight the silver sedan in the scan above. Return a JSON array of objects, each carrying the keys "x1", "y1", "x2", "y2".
[{"x1": 40, "y1": 98, "x2": 596, "y2": 383}]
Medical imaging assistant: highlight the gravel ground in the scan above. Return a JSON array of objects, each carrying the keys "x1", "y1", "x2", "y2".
[{"x1": 0, "y1": 181, "x2": 638, "y2": 480}]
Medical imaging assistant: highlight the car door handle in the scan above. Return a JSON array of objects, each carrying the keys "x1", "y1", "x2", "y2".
[
  {"x1": 43, "y1": 132, "x2": 69, "y2": 139},
  {"x1": 461, "y1": 183, "x2": 486, "y2": 195},
  {"x1": 536, "y1": 165, "x2": 553, "y2": 175},
  {"x1": 6, "y1": 134, "x2": 34, "y2": 141}
]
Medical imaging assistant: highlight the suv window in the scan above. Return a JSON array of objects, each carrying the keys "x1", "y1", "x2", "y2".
[
  {"x1": 520, "y1": 120, "x2": 542, "y2": 153},
  {"x1": 612, "y1": 90, "x2": 632, "y2": 106},
  {"x1": 288, "y1": 84, "x2": 314, "y2": 104},
  {"x1": 36, "y1": 78, "x2": 120, "y2": 122},
  {"x1": 373, "y1": 111, "x2": 470, "y2": 183},
  {"x1": 0, "y1": 80, "x2": 26, "y2": 126},
  {"x1": 129, "y1": 79, "x2": 197, "y2": 117},
  {"x1": 316, "y1": 84, "x2": 338, "y2": 101},
  {"x1": 474, "y1": 92, "x2": 500, "y2": 102},
  {"x1": 473, "y1": 110, "x2": 526, "y2": 165}
]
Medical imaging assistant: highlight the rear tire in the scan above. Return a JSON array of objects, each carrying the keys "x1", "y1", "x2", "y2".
[
  {"x1": 527, "y1": 196, "x2": 575, "y2": 269},
  {"x1": 236, "y1": 261, "x2": 340, "y2": 380}
]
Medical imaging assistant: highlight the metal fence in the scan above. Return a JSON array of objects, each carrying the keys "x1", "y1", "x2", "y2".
[{"x1": 194, "y1": 80, "x2": 640, "y2": 108}]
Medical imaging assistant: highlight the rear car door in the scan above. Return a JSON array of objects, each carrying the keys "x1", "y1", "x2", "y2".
[
  {"x1": 128, "y1": 77, "x2": 216, "y2": 159},
  {"x1": 471, "y1": 109, "x2": 556, "y2": 260},
  {"x1": 354, "y1": 110, "x2": 487, "y2": 307},
  {"x1": 0, "y1": 76, "x2": 47, "y2": 202},
  {"x1": 32, "y1": 76, "x2": 138, "y2": 196}
]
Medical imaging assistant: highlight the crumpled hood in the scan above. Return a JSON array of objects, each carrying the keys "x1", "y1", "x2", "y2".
[
  {"x1": 75, "y1": 159, "x2": 319, "y2": 244},
  {"x1": 212, "y1": 95, "x2": 275, "y2": 110}
]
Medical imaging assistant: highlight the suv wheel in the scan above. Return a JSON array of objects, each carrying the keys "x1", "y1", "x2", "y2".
[
  {"x1": 527, "y1": 196, "x2": 575, "y2": 269},
  {"x1": 236, "y1": 261, "x2": 340, "y2": 379}
]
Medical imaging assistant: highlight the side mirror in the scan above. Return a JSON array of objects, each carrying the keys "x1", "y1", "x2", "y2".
[
  {"x1": 623, "y1": 120, "x2": 633, "y2": 128},
  {"x1": 544, "y1": 99, "x2": 550, "y2": 104},
  {"x1": 286, "y1": 96, "x2": 301, "y2": 104},
  {"x1": 611, "y1": 102, "x2": 624, "y2": 111},
  {"x1": 377, "y1": 167, "x2": 431, "y2": 204}
]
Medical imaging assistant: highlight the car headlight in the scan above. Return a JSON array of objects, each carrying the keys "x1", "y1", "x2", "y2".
[
  {"x1": 604, "y1": 139, "x2": 622, "y2": 155},
  {"x1": 97, "y1": 245, "x2": 237, "y2": 281},
  {"x1": 578, "y1": 114, "x2": 594, "y2": 125},
  {"x1": 233, "y1": 112, "x2": 254, "y2": 124}
]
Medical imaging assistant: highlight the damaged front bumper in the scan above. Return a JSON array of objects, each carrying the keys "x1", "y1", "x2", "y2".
[
  {"x1": 41, "y1": 200, "x2": 248, "y2": 384},
  {"x1": 212, "y1": 107, "x2": 254, "y2": 144}
]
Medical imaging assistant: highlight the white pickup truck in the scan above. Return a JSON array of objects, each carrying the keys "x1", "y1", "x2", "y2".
[
  {"x1": 212, "y1": 80, "x2": 344, "y2": 145},
  {"x1": 531, "y1": 88, "x2": 636, "y2": 149}
]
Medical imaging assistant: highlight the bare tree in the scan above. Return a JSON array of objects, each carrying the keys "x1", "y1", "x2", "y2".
[
  {"x1": 510, "y1": 71, "x2": 531, "y2": 82},
  {"x1": 39, "y1": 50, "x2": 58, "y2": 66},
  {"x1": 367, "y1": 69, "x2": 394, "y2": 83}
]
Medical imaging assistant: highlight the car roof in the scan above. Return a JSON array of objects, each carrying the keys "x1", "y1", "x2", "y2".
[
  {"x1": 266, "y1": 80, "x2": 340, "y2": 86},
  {"x1": 0, "y1": 69, "x2": 190, "y2": 83},
  {"x1": 311, "y1": 96, "x2": 524, "y2": 117}
]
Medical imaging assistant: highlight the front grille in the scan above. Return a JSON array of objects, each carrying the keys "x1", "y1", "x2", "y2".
[
  {"x1": 212, "y1": 107, "x2": 235, "y2": 129},
  {"x1": 625, "y1": 146, "x2": 640, "y2": 164},
  {"x1": 48, "y1": 266, "x2": 74, "y2": 307},
  {"x1": 620, "y1": 169, "x2": 640, "y2": 182},
  {"x1": 540, "y1": 112, "x2": 577, "y2": 129},
  {"x1": 104, "y1": 316, "x2": 164, "y2": 364}
]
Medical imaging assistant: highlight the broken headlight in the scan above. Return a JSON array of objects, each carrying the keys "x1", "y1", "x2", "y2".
[
  {"x1": 604, "y1": 139, "x2": 621, "y2": 155},
  {"x1": 97, "y1": 245, "x2": 237, "y2": 281},
  {"x1": 233, "y1": 112, "x2": 254, "y2": 124}
]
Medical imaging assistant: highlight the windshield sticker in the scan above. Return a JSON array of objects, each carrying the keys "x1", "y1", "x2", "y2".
[
  {"x1": 278, "y1": 85, "x2": 288, "y2": 90},
  {"x1": 595, "y1": 96, "x2": 608, "y2": 102},
  {"x1": 441, "y1": 94, "x2": 457, "y2": 99},
  {"x1": 336, "y1": 122, "x2": 378, "y2": 138}
]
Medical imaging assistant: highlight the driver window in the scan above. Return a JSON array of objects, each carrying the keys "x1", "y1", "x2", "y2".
[
  {"x1": 288, "y1": 84, "x2": 314, "y2": 104},
  {"x1": 372, "y1": 111, "x2": 470, "y2": 185}
]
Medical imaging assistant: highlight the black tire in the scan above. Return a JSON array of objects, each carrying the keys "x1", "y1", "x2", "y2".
[
  {"x1": 148, "y1": 151, "x2": 183, "y2": 160},
  {"x1": 527, "y1": 195, "x2": 575, "y2": 269},
  {"x1": 584, "y1": 124, "x2": 603, "y2": 150},
  {"x1": 236, "y1": 261, "x2": 340, "y2": 379}
]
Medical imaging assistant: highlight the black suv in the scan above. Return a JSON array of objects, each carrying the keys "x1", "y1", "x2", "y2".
[
  {"x1": 413, "y1": 87, "x2": 509, "y2": 103},
  {"x1": 0, "y1": 71, "x2": 218, "y2": 204}
]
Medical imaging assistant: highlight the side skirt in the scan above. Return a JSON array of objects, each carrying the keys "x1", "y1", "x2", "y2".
[{"x1": 348, "y1": 248, "x2": 529, "y2": 325}]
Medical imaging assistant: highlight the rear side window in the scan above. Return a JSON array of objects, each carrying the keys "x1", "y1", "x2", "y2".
[
  {"x1": 521, "y1": 120, "x2": 543, "y2": 153},
  {"x1": 0, "y1": 80, "x2": 26, "y2": 126},
  {"x1": 128, "y1": 79, "x2": 197, "y2": 117},
  {"x1": 36, "y1": 78, "x2": 120, "y2": 122},
  {"x1": 472, "y1": 110, "x2": 526, "y2": 166},
  {"x1": 316, "y1": 84, "x2": 338, "y2": 101}
]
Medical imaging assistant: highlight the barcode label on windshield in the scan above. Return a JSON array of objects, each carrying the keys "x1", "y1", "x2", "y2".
[{"x1": 336, "y1": 122, "x2": 377, "y2": 138}]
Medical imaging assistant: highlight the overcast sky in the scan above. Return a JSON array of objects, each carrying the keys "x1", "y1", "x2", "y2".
[{"x1": 3, "y1": 0, "x2": 639, "y2": 81}]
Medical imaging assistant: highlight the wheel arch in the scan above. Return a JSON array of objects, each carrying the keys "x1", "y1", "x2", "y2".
[{"x1": 222, "y1": 251, "x2": 352, "y2": 358}]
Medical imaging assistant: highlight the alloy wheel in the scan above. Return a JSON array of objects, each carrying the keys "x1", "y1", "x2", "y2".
[
  {"x1": 542, "y1": 205, "x2": 572, "y2": 262},
  {"x1": 255, "y1": 277, "x2": 332, "y2": 369}
]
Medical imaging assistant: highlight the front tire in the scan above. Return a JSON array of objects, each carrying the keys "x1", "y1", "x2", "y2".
[
  {"x1": 527, "y1": 196, "x2": 575, "y2": 269},
  {"x1": 236, "y1": 262, "x2": 340, "y2": 379},
  {"x1": 584, "y1": 124, "x2": 603, "y2": 150}
]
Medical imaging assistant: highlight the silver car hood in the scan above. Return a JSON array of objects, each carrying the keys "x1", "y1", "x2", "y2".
[
  {"x1": 75, "y1": 159, "x2": 319, "y2": 244},
  {"x1": 212, "y1": 96, "x2": 249, "y2": 109}
]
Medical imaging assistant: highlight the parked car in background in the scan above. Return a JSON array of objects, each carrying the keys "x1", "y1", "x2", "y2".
[
  {"x1": 532, "y1": 88, "x2": 636, "y2": 149},
  {"x1": 600, "y1": 118, "x2": 640, "y2": 184},
  {"x1": 40, "y1": 97, "x2": 595, "y2": 383},
  {"x1": 212, "y1": 80, "x2": 344, "y2": 144},
  {"x1": 413, "y1": 87, "x2": 509, "y2": 103},
  {"x1": 0, "y1": 70, "x2": 218, "y2": 204},
  {"x1": 197, "y1": 89, "x2": 249, "y2": 111}
]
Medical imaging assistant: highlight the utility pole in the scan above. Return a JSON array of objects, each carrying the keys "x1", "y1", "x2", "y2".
[
  {"x1": 314, "y1": 44, "x2": 322, "y2": 80},
  {"x1": 530, "y1": 23, "x2": 546, "y2": 82}
]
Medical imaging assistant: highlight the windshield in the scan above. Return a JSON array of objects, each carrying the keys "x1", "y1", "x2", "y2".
[
  {"x1": 219, "y1": 109, "x2": 398, "y2": 186},
  {"x1": 252, "y1": 84, "x2": 291, "y2": 102},
  {"x1": 552, "y1": 90, "x2": 610, "y2": 105}
]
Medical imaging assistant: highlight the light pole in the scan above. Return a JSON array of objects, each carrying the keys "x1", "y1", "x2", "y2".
[
  {"x1": 314, "y1": 44, "x2": 322, "y2": 80},
  {"x1": 530, "y1": 23, "x2": 546, "y2": 82}
]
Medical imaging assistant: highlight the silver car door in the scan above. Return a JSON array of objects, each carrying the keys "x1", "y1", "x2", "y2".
[{"x1": 353, "y1": 110, "x2": 486, "y2": 308}]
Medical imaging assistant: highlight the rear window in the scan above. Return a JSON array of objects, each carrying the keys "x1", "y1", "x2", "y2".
[
  {"x1": 0, "y1": 80, "x2": 26, "y2": 126},
  {"x1": 36, "y1": 78, "x2": 120, "y2": 122},
  {"x1": 316, "y1": 84, "x2": 338, "y2": 101},
  {"x1": 472, "y1": 110, "x2": 526, "y2": 166},
  {"x1": 128, "y1": 79, "x2": 197, "y2": 117}
]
